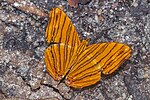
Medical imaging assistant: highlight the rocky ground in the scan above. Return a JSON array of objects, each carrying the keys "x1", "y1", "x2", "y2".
[{"x1": 0, "y1": 0, "x2": 150, "y2": 100}]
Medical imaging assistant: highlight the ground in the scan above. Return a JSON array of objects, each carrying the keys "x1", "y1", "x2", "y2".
[{"x1": 0, "y1": 0, "x2": 150, "y2": 100}]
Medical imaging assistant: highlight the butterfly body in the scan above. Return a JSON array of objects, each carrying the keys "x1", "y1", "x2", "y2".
[{"x1": 44, "y1": 8, "x2": 131, "y2": 88}]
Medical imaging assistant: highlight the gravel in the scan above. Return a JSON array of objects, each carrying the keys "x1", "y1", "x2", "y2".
[{"x1": 0, "y1": 0, "x2": 150, "y2": 100}]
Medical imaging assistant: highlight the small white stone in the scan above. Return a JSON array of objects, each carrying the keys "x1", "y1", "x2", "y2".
[
  {"x1": 95, "y1": 15, "x2": 99, "y2": 23},
  {"x1": 21, "y1": 1, "x2": 26, "y2": 5},
  {"x1": 122, "y1": 93, "x2": 126, "y2": 99},
  {"x1": 128, "y1": 95, "x2": 133, "y2": 100},
  {"x1": 14, "y1": 2, "x2": 20, "y2": 7}
]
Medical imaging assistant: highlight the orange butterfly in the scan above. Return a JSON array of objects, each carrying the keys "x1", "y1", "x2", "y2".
[{"x1": 44, "y1": 8, "x2": 131, "y2": 88}]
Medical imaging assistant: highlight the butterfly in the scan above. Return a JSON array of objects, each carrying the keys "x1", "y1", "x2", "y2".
[{"x1": 44, "y1": 8, "x2": 131, "y2": 88}]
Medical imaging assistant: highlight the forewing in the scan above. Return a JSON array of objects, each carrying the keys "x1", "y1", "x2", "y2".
[
  {"x1": 44, "y1": 43, "x2": 77, "y2": 81},
  {"x1": 45, "y1": 8, "x2": 80, "y2": 46},
  {"x1": 101, "y1": 43, "x2": 131, "y2": 74},
  {"x1": 65, "y1": 42, "x2": 131, "y2": 88}
]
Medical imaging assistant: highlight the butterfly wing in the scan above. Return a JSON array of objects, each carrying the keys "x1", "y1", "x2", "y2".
[
  {"x1": 65, "y1": 42, "x2": 131, "y2": 88},
  {"x1": 44, "y1": 43, "x2": 78, "y2": 81},
  {"x1": 45, "y1": 8, "x2": 81, "y2": 81},
  {"x1": 101, "y1": 43, "x2": 131, "y2": 74},
  {"x1": 45, "y1": 8, "x2": 80, "y2": 46}
]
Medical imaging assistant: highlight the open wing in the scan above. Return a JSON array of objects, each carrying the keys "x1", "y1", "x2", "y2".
[
  {"x1": 65, "y1": 42, "x2": 131, "y2": 88},
  {"x1": 45, "y1": 8, "x2": 80, "y2": 46},
  {"x1": 45, "y1": 8, "x2": 81, "y2": 81}
]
